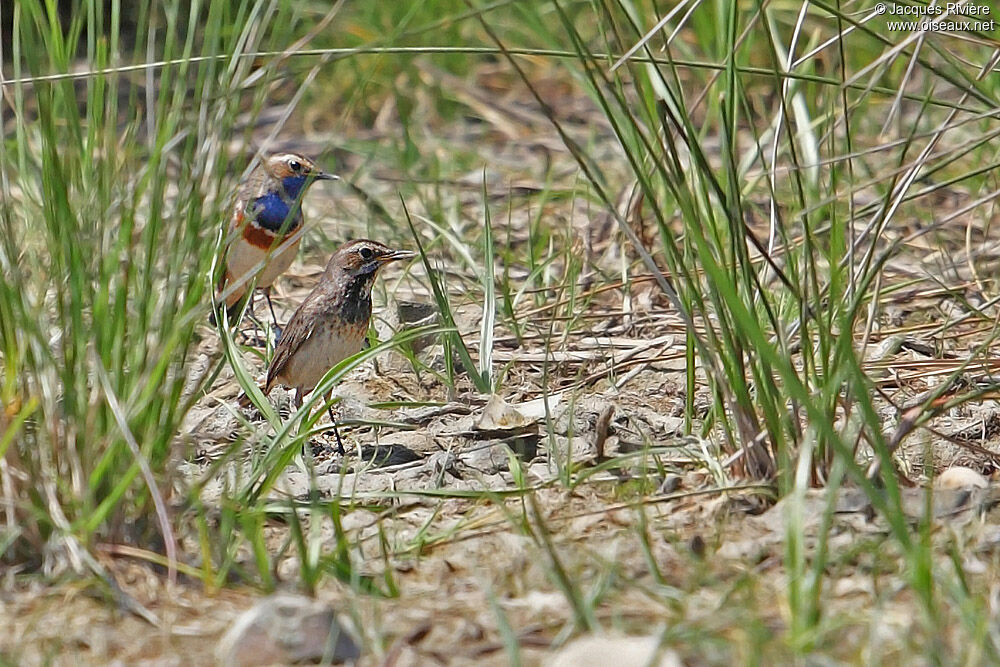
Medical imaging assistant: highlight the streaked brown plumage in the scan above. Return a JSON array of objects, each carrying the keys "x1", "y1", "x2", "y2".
[
  {"x1": 216, "y1": 152, "x2": 336, "y2": 329},
  {"x1": 263, "y1": 239, "x2": 416, "y2": 453}
]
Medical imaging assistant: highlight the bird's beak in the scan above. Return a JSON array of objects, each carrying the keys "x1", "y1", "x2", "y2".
[
  {"x1": 314, "y1": 171, "x2": 339, "y2": 182},
  {"x1": 380, "y1": 249, "x2": 417, "y2": 263}
]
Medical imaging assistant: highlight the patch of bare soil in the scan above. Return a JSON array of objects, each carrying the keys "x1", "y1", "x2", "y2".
[{"x1": 7, "y1": 452, "x2": 1000, "y2": 664}]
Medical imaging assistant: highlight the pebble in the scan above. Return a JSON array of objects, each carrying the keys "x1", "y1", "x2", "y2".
[
  {"x1": 216, "y1": 593, "x2": 360, "y2": 666},
  {"x1": 935, "y1": 466, "x2": 988, "y2": 490},
  {"x1": 547, "y1": 635, "x2": 683, "y2": 667}
]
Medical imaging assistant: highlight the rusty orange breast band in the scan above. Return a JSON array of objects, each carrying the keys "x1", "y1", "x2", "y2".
[{"x1": 242, "y1": 221, "x2": 281, "y2": 250}]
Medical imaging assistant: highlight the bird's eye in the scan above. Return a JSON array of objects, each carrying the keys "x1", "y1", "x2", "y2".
[
  {"x1": 359, "y1": 247, "x2": 375, "y2": 260},
  {"x1": 289, "y1": 160, "x2": 302, "y2": 173}
]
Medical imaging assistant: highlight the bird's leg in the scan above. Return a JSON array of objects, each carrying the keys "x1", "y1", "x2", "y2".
[
  {"x1": 325, "y1": 390, "x2": 345, "y2": 455},
  {"x1": 238, "y1": 292, "x2": 270, "y2": 348},
  {"x1": 262, "y1": 287, "x2": 283, "y2": 343}
]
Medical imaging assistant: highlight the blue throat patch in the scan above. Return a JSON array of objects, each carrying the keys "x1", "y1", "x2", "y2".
[
  {"x1": 281, "y1": 174, "x2": 309, "y2": 199},
  {"x1": 252, "y1": 177, "x2": 308, "y2": 233}
]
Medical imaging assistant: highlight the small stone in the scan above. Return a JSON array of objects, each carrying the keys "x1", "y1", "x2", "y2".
[
  {"x1": 475, "y1": 394, "x2": 539, "y2": 437},
  {"x1": 547, "y1": 635, "x2": 683, "y2": 667},
  {"x1": 216, "y1": 593, "x2": 360, "y2": 666},
  {"x1": 688, "y1": 534, "x2": 706, "y2": 559},
  {"x1": 657, "y1": 474, "x2": 682, "y2": 494},
  {"x1": 374, "y1": 299, "x2": 437, "y2": 365},
  {"x1": 397, "y1": 300, "x2": 437, "y2": 329},
  {"x1": 357, "y1": 443, "x2": 423, "y2": 467},
  {"x1": 936, "y1": 466, "x2": 988, "y2": 490}
]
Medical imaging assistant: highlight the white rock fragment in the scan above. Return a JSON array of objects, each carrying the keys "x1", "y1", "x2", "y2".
[{"x1": 547, "y1": 635, "x2": 683, "y2": 667}]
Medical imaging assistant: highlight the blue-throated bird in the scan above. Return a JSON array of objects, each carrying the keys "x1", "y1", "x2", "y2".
[{"x1": 216, "y1": 152, "x2": 337, "y2": 335}]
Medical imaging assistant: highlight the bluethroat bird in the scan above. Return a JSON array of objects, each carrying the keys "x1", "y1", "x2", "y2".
[
  {"x1": 216, "y1": 152, "x2": 337, "y2": 334},
  {"x1": 261, "y1": 239, "x2": 416, "y2": 453}
]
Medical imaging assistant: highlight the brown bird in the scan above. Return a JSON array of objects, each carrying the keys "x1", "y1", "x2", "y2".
[
  {"x1": 216, "y1": 152, "x2": 337, "y2": 333},
  {"x1": 262, "y1": 239, "x2": 416, "y2": 453}
]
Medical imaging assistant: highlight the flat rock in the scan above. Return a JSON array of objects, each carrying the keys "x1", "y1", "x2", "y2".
[{"x1": 216, "y1": 593, "x2": 360, "y2": 666}]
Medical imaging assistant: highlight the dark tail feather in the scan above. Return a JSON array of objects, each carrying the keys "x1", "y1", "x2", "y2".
[
  {"x1": 238, "y1": 380, "x2": 271, "y2": 409},
  {"x1": 209, "y1": 296, "x2": 248, "y2": 328}
]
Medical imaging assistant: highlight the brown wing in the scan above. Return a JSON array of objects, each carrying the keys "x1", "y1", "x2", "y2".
[{"x1": 264, "y1": 294, "x2": 323, "y2": 393}]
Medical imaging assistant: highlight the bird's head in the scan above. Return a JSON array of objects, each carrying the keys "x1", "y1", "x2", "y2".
[
  {"x1": 262, "y1": 152, "x2": 337, "y2": 199},
  {"x1": 327, "y1": 239, "x2": 417, "y2": 280}
]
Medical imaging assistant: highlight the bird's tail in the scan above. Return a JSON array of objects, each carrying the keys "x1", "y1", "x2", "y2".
[
  {"x1": 209, "y1": 296, "x2": 248, "y2": 328},
  {"x1": 237, "y1": 379, "x2": 273, "y2": 409},
  {"x1": 237, "y1": 388, "x2": 269, "y2": 410}
]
